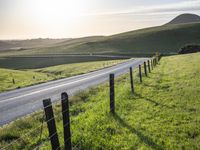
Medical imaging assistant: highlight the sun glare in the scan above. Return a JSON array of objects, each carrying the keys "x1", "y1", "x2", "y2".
[{"x1": 27, "y1": 0, "x2": 86, "y2": 25}]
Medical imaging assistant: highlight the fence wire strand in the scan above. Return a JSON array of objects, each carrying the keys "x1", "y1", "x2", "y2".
[
  {"x1": 1, "y1": 124, "x2": 44, "y2": 150},
  {"x1": 1, "y1": 59, "x2": 158, "y2": 150}
]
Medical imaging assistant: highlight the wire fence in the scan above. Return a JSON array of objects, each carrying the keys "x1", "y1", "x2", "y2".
[{"x1": 0, "y1": 56, "x2": 160, "y2": 150}]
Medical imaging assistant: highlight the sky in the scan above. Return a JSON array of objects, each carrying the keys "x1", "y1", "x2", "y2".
[{"x1": 0, "y1": 0, "x2": 200, "y2": 39}]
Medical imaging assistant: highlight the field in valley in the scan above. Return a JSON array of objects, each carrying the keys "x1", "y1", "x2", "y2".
[
  {"x1": 0, "y1": 55, "x2": 127, "y2": 69},
  {"x1": 0, "y1": 59, "x2": 126, "y2": 92}
]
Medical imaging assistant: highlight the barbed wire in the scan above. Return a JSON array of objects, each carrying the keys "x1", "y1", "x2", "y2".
[
  {"x1": 1, "y1": 124, "x2": 45, "y2": 150},
  {"x1": 1, "y1": 60, "x2": 155, "y2": 150},
  {"x1": 72, "y1": 137, "x2": 84, "y2": 150},
  {"x1": 0, "y1": 104, "x2": 69, "y2": 150},
  {"x1": 35, "y1": 113, "x2": 45, "y2": 150}
]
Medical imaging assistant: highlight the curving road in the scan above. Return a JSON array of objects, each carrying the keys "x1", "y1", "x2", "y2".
[{"x1": 0, "y1": 58, "x2": 148, "y2": 126}]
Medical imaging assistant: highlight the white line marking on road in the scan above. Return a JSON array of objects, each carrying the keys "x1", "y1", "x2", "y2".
[{"x1": 0, "y1": 59, "x2": 145, "y2": 103}]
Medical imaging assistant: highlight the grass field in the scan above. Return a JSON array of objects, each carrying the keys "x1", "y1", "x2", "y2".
[
  {"x1": 0, "y1": 59, "x2": 126, "y2": 92},
  {"x1": 0, "y1": 68, "x2": 52, "y2": 93},
  {"x1": 0, "y1": 53, "x2": 199, "y2": 149},
  {"x1": 0, "y1": 23, "x2": 199, "y2": 57},
  {"x1": 33, "y1": 59, "x2": 126, "y2": 79},
  {"x1": 0, "y1": 56, "x2": 126, "y2": 69}
]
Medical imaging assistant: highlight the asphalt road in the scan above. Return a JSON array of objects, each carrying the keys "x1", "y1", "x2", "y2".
[{"x1": 0, "y1": 58, "x2": 148, "y2": 126}]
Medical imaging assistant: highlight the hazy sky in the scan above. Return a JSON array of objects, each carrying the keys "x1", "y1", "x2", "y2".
[{"x1": 0, "y1": 0, "x2": 200, "y2": 39}]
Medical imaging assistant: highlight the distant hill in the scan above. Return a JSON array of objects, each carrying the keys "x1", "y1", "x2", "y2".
[
  {"x1": 166, "y1": 14, "x2": 200, "y2": 25},
  {"x1": 0, "y1": 15, "x2": 200, "y2": 57},
  {"x1": 0, "y1": 38, "x2": 70, "y2": 51},
  {"x1": 9, "y1": 23, "x2": 198, "y2": 57}
]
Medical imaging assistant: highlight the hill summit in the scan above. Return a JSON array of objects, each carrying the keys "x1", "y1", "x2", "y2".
[{"x1": 167, "y1": 13, "x2": 200, "y2": 25}]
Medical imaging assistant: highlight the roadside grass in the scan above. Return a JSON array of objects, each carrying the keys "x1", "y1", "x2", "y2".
[
  {"x1": 0, "y1": 68, "x2": 53, "y2": 93},
  {"x1": 0, "y1": 59, "x2": 126, "y2": 93},
  {"x1": 33, "y1": 59, "x2": 126, "y2": 79},
  {"x1": 0, "y1": 53, "x2": 200, "y2": 149}
]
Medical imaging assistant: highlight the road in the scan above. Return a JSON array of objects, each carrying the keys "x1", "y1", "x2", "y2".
[{"x1": 0, "y1": 58, "x2": 148, "y2": 126}]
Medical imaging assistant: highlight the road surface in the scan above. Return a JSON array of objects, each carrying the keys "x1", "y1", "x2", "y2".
[{"x1": 0, "y1": 58, "x2": 148, "y2": 126}]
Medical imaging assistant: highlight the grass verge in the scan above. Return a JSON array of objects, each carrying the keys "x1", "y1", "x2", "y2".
[{"x1": 0, "y1": 59, "x2": 126, "y2": 92}]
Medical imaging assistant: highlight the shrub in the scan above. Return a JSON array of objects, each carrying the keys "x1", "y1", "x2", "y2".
[{"x1": 178, "y1": 45, "x2": 200, "y2": 54}]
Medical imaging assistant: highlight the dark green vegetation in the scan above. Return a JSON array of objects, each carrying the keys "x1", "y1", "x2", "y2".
[
  {"x1": 0, "y1": 23, "x2": 199, "y2": 58},
  {"x1": 179, "y1": 45, "x2": 200, "y2": 54},
  {"x1": 0, "y1": 56, "x2": 126, "y2": 69},
  {"x1": 0, "y1": 59, "x2": 125, "y2": 92},
  {"x1": 1, "y1": 53, "x2": 199, "y2": 149}
]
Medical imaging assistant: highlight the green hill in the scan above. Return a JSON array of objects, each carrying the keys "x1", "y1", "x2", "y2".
[
  {"x1": 0, "y1": 38, "x2": 69, "y2": 51},
  {"x1": 166, "y1": 13, "x2": 200, "y2": 25},
  {"x1": 77, "y1": 22, "x2": 200, "y2": 56},
  {"x1": 0, "y1": 23, "x2": 200, "y2": 57}
]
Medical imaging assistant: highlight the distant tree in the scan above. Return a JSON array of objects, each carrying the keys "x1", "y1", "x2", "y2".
[{"x1": 179, "y1": 45, "x2": 200, "y2": 54}]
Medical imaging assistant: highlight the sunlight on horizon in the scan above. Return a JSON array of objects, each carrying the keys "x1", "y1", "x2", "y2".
[{"x1": 0, "y1": 0, "x2": 200, "y2": 39}]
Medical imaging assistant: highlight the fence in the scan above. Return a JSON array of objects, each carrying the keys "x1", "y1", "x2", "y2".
[{"x1": 0, "y1": 56, "x2": 160, "y2": 150}]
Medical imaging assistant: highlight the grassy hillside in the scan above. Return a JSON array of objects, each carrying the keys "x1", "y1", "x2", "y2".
[
  {"x1": 0, "y1": 36, "x2": 106, "y2": 57},
  {"x1": 0, "y1": 60, "x2": 125, "y2": 92},
  {"x1": 0, "y1": 38, "x2": 69, "y2": 51},
  {"x1": 0, "y1": 23, "x2": 199, "y2": 57},
  {"x1": 166, "y1": 13, "x2": 200, "y2": 25},
  {"x1": 1, "y1": 53, "x2": 199, "y2": 149}
]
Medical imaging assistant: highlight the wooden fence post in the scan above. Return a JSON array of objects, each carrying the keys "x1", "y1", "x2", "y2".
[
  {"x1": 144, "y1": 62, "x2": 147, "y2": 76},
  {"x1": 153, "y1": 58, "x2": 154, "y2": 67},
  {"x1": 61, "y1": 93, "x2": 72, "y2": 150},
  {"x1": 155, "y1": 57, "x2": 158, "y2": 65},
  {"x1": 156, "y1": 58, "x2": 157, "y2": 65},
  {"x1": 130, "y1": 67, "x2": 134, "y2": 93},
  {"x1": 158, "y1": 55, "x2": 161, "y2": 62},
  {"x1": 157, "y1": 55, "x2": 159, "y2": 63},
  {"x1": 139, "y1": 65, "x2": 142, "y2": 83},
  {"x1": 148, "y1": 60, "x2": 151, "y2": 73},
  {"x1": 12, "y1": 78, "x2": 15, "y2": 84},
  {"x1": 151, "y1": 59, "x2": 153, "y2": 70},
  {"x1": 110, "y1": 74, "x2": 115, "y2": 113},
  {"x1": 43, "y1": 99, "x2": 60, "y2": 150}
]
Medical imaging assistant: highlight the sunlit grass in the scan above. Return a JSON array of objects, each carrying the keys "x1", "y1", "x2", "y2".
[
  {"x1": 0, "y1": 59, "x2": 126, "y2": 92},
  {"x1": 0, "y1": 53, "x2": 200, "y2": 149}
]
